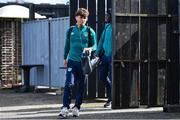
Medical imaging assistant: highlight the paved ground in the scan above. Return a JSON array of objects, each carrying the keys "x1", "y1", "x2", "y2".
[{"x1": 1, "y1": 89, "x2": 180, "y2": 119}]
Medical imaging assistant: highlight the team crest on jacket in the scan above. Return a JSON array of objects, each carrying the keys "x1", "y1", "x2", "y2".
[
  {"x1": 83, "y1": 32, "x2": 88, "y2": 37},
  {"x1": 68, "y1": 67, "x2": 72, "y2": 72},
  {"x1": 71, "y1": 32, "x2": 74, "y2": 36}
]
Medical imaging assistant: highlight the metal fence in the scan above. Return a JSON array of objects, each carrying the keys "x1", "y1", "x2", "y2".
[
  {"x1": 50, "y1": 18, "x2": 69, "y2": 87},
  {"x1": 22, "y1": 17, "x2": 69, "y2": 88}
]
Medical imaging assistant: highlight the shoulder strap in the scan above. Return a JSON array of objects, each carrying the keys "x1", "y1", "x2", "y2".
[
  {"x1": 67, "y1": 26, "x2": 74, "y2": 48},
  {"x1": 87, "y1": 26, "x2": 92, "y2": 47},
  {"x1": 68, "y1": 26, "x2": 74, "y2": 41}
]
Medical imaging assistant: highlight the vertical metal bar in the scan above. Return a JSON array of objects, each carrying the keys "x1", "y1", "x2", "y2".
[
  {"x1": 164, "y1": 16, "x2": 169, "y2": 106},
  {"x1": 23, "y1": 67, "x2": 30, "y2": 89},
  {"x1": 85, "y1": 74, "x2": 89, "y2": 96},
  {"x1": 86, "y1": 0, "x2": 97, "y2": 99},
  {"x1": 70, "y1": 0, "x2": 78, "y2": 26},
  {"x1": 79, "y1": 0, "x2": 87, "y2": 8},
  {"x1": 112, "y1": 0, "x2": 117, "y2": 109},
  {"x1": 147, "y1": 17, "x2": 150, "y2": 107},
  {"x1": 138, "y1": 0, "x2": 141, "y2": 107},
  {"x1": 130, "y1": 0, "x2": 132, "y2": 107},
  {"x1": 107, "y1": 0, "x2": 112, "y2": 10},
  {"x1": 48, "y1": 20, "x2": 51, "y2": 88},
  {"x1": 179, "y1": 0, "x2": 180, "y2": 104},
  {"x1": 88, "y1": 0, "x2": 96, "y2": 31},
  {"x1": 97, "y1": 0, "x2": 106, "y2": 98},
  {"x1": 97, "y1": 0, "x2": 105, "y2": 40}
]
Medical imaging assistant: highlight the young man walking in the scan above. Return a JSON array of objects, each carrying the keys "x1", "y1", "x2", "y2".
[
  {"x1": 59, "y1": 8, "x2": 97, "y2": 117},
  {"x1": 95, "y1": 9, "x2": 112, "y2": 108}
]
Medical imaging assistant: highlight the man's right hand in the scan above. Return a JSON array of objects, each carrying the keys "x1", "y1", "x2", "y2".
[
  {"x1": 93, "y1": 52, "x2": 98, "y2": 58},
  {"x1": 63, "y1": 59, "x2": 67, "y2": 67}
]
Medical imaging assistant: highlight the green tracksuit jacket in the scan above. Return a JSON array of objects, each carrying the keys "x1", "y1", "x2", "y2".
[
  {"x1": 64, "y1": 24, "x2": 97, "y2": 62},
  {"x1": 96, "y1": 23, "x2": 112, "y2": 57}
]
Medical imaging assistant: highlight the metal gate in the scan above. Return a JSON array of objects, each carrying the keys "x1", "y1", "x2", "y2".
[{"x1": 112, "y1": 0, "x2": 179, "y2": 108}]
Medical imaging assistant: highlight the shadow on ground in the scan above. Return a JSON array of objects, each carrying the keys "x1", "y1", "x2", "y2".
[{"x1": 1, "y1": 89, "x2": 180, "y2": 119}]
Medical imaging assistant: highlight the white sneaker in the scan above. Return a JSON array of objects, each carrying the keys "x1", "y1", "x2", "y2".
[
  {"x1": 104, "y1": 101, "x2": 112, "y2": 108},
  {"x1": 72, "y1": 106, "x2": 79, "y2": 117},
  {"x1": 58, "y1": 107, "x2": 69, "y2": 118}
]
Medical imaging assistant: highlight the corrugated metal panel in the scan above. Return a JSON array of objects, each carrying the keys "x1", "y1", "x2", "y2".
[
  {"x1": 50, "y1": 17, "x2": 69, "y2": 87},
  {"x1": 22, "y1": 17, "x2": 69, "y2": 88},
  {"x1": 22, "y1": 20, "x2": 49, "y2": 86}
]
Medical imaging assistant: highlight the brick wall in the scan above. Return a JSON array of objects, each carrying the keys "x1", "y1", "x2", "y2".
[{"x1": 0, "y1": 19, "x2": 22, "y2": 87}]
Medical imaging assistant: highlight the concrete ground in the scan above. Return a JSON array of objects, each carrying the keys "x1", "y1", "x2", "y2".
[{"x1": 1, "y1": 89, "x2": 180, "y2": 119}]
